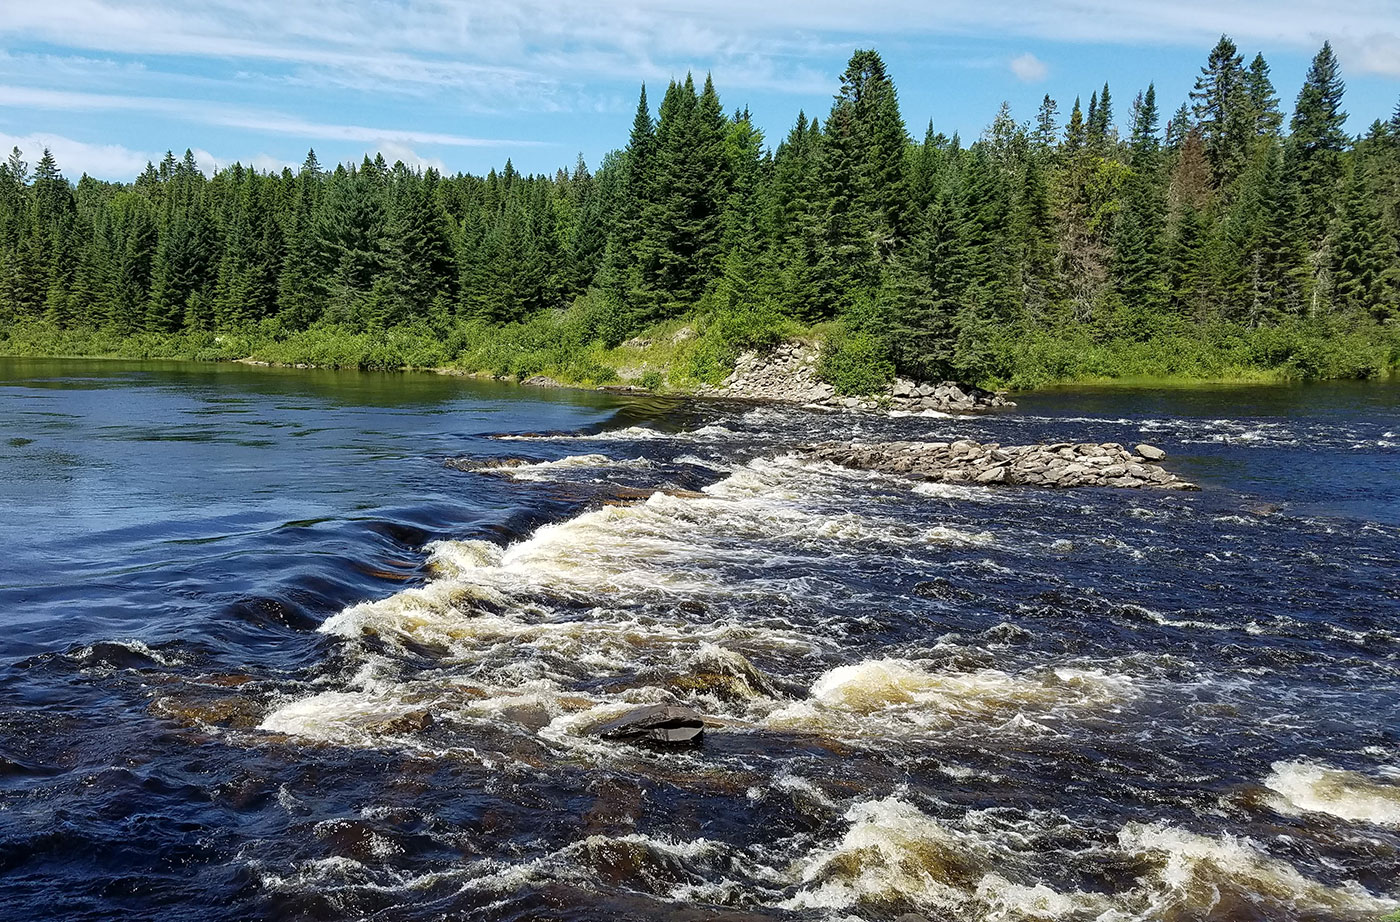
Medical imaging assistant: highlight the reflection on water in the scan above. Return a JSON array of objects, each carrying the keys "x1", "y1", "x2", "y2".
[{"x1": 0, "y1": 357, "x2": 1398, "y2": 921}]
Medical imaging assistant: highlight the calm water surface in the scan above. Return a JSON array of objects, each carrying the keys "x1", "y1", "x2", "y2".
[{"x1": 0, "y1": 358, "x2": 1397, "y2": 921}]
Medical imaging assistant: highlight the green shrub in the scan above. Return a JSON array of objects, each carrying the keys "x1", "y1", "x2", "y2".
[{"x1": 819, "y1": 328, "x2": 894, "y2": 395}]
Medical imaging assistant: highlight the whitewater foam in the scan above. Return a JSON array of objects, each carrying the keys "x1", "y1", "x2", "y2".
[{"x1": 1264, "y1": 759, "x2": 1400, "y2": 826}]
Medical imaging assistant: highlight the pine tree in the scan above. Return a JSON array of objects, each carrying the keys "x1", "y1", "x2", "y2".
[
  {"x1": 598, "y1": 84, "x2": 657, "y2": 337},
  {"x1": 812, "y1": 98, "x2": 878, "y2": 319},
  {"x1": 275, "y1": 151, "x2": 325, "y2": 329},
  {"x1": 1191, "y1": 35, "x2": 1250, "y2": 189},
  {"x1": 840, "y1": 49, "x2": 910, "y2": 252},
  {"x1": 1088, "y1": 82, "x2": 1114, "y2": 150},
  {"x1": 564, "y1": 154, "x2": 606, "y2": 297},
  {"x1": 1129, "y1": 84, "x2": 1161, "y2": 164},
  {"x1": 879, "y1": 173, "x2": 968, "y2": 379},
  {"x1": 1243, "y1": 53, "x2": 1283, "y2": 139},
  {"x1": 315, "y1": 163, "x2": 389, "y2": 324},
  {"x1": 1332, "y1": 160, "x2": 1399, "y2": 318},
  {"x1": 1064, "y1": 98, "x2": 1086, "y2": 153},
  {"x1": 385, "y1": 168, "x2": 455, "y2": 325},
  {"x1": 1165, "y1": 102, "x2": 1192, "y2": 150},
  {"x1": 1034, "y1": 95, "x2": 1059, "y2": 149},
  {"x1": 1288, "y1": 41, "x2": 1348, "y2": 246},
  {"x1": 761, "y1": 112, "x2": 823, "y2": 318}
]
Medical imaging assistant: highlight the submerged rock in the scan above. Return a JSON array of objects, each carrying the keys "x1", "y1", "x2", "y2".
[
  {"x1": 807, "y1": 440, "x2": 1196, "y2": 490},
  {"x1": 593, "y1": 704, "x2": 706, "y2": 744}
]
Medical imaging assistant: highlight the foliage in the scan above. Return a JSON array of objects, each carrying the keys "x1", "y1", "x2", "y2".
[
  {"x1": 1, "y1": 41, "x2": 1399, "y2": 390},
  {"x1": 819, "y1": 325, "x2": 895, "y2": 395}
]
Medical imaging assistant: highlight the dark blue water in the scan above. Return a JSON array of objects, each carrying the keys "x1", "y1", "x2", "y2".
[{"x1": 1, "y1": 358, "x2": 1397, "y2": 922}]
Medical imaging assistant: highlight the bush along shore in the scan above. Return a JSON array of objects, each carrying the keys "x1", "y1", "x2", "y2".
[{"x1": 2, "y1": 38, "x2": 1400, "y2": 393}]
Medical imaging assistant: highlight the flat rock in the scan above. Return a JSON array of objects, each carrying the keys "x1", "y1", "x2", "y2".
[
  {"x1": 806, "y1": 439, "x2": 1196, "y2": 491},
  {"x1": 593, "y1": 704, "x2": 705, "y2": 744}
]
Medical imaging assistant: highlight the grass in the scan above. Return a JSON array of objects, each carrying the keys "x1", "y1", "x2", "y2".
[
  {"x1": 979, "y1": 317, "x2": 1400, "y2": 390},
  {"x1": 2, "y1": 299, "x2": 1396, "y2": 395}
]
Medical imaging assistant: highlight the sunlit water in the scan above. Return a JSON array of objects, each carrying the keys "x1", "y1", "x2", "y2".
[{"x1": 1, "y1": 358, "x2": 1397, "y2": 921}]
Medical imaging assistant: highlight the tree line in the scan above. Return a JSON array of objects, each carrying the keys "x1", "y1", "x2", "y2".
[{"x1": 1, "y1": 38, "x2": 1397, "y2": 382}]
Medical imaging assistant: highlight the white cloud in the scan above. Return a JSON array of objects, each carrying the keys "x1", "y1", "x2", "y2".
[
  {"x1": 1010, "y1": 52, "x2": 1048, "y2": 82},
  {"x1": 372, "y1": 142, "x2": 449, "y2": 173},
  {"x1": 2, "y1": 0, "x2": 1398, "y2": 87},
  {"x1": 0, "y1": 131, "x2": 449, "y2": 181},
  {"x1": 1333, "y1": 31, "x2": 1400, "y2": 77},
  {"x1": 0, "y1": 85, "x2": 547, "y2": 148},
  {"x1": 0, "y1": 131, "x2": 156, "y2": 179}
]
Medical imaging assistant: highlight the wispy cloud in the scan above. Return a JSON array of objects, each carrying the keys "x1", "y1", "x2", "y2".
[
  {"x1": 0, "y1": 85, "x2": 548, "y2": 148},
  {"x1": 1009, "y1": 52, "x2": 1048, "y2": 82},
  {"x1": 3, "y1": 0, "x2": 1397, "y2": 85}
]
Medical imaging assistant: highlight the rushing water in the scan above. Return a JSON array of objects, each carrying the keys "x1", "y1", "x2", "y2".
[{"x1": 1, "y1": 358, "x2": 1398, "y2": 922}]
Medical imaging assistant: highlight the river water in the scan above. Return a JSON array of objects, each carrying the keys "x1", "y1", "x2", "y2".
[{"x1": 1, "y1": 357, "x2": 1398, "y2": 922}]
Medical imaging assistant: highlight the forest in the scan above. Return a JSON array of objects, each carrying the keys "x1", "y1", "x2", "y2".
[{"x1": 1, "y1": 38, "x2": 1397, "y2": 390}]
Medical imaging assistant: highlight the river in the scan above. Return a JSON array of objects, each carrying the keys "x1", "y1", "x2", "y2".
[{"x1": 1, "y1": 357, "x2": 1397, "y2": 921}]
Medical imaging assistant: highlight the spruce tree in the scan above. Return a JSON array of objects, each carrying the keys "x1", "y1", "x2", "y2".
[
  {"x1": 1332, "y1": 160, "x2": 1398, "y2": 318},
  {"x1": 1288, "y1": 41, "x2": 1348, "y2": 246},
  {"x1": 812, "y1": 98, "x2": 878, "y2": 319},
  {"x1": 1034, "y1": 95, "x2": 1059, "y2": 149},
  {"x1": 1064, "y1": 98, "x2": 1086, "y2": 153},
  {"x1": 1192, "y1": 35, "x2": 1251, "y2": 189},
  {"x1": 839, "y1": 49, "x2": 909, "y2": 252},
  {"x1": 597, "y1": 85, "x2": 657, "y2": 337},
  {"x1": 1243, "y1": 53, "x2": 1283, "y2": 139}
]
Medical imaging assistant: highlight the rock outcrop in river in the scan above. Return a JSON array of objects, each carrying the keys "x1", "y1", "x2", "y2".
[
  {"x1": 697, "y1": 342, "x2": 1012, "y2": 412},
  {"x1": 808, "y1": 440, "x2": 1197, "y2": 490}
]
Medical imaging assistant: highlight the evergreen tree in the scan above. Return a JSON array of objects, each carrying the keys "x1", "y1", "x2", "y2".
[
  {"x1": 1288, "y1": 41, "x2": 1348, "y2": 245},
  {"x1": 1191, "y1": 35, "x2": 1250, "y2": 189},
  {"x1": 1033, "y1": 95, "x2": 1059, "y2": 149},
  {"x1": 385, "y1": 168, "x2": 455, "y2": 325},
  {"x1": 315, "y1": 164, "x2": 388, "y2": 323},
  {"x1": 1332, "y1": 160, "x2": 1399, "y2": 318},
  {"x1": 1063, "y1": 98, "x2": 1086, "y2": 153},
  {"x1": 1129, "y1": 84, "x2": 1161, "y2": 163},
  {"x1": 812, "y1": 97, "x2": 878, "y2": 318},
  {"x1": 598, "y1": 85, "x2": 658, "y2": 336},
  {"x1": 839, "y1": 49, "x2": 910, "y2": 252},
  {"x1": 1243, "y1": 53, "x2": 1283, "y2": 139},
  {"x1": 1165, "y1": 102, "x2": 1192, "y2": 150}
]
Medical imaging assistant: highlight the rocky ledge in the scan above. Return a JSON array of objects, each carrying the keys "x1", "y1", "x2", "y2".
[
  {"x1": 696, "y1": 342, "x2": 1012, "y2": 413},
  {"x1": 807, "y1": 439, "x2": 1196, "y2": 490}
]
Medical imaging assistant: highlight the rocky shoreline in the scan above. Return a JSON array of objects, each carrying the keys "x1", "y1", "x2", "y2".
[
  {"x1": 242, "y1": 341, "x2": 1012, "y2": 416},
  {"x1": 694, "y1": 342, "x2": 1012, "y2": 413},
  {"x1": 808, "y1": 439, "x2": 1196, "y2": 490}
]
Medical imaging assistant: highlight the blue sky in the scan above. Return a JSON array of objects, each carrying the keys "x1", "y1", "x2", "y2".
[{"x1": 1, "y1": 1, "x2": 1398, "y2": 181}]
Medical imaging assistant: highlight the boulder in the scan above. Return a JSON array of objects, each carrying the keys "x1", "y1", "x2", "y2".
[
  {"x1": 593, "y1": 704, "x2": 705, "y2": 744},
  {"x1": 1135, "y1": 444, "x2": 1167, "y2": 461}
]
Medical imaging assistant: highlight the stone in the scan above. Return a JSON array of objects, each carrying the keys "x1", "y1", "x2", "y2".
[
  {"x1": 1135, "y1": 444, "x2": 1167, "y2": 461},
  {"x1": 593, "y1": 705, "x2": 705, "y2": 744},
  {"x1": 976, "y1": 466, "x2": 1007, "y2": 484},
  {"x1": 806, "y1": 438, "x2": 1196, "y2": 491}
]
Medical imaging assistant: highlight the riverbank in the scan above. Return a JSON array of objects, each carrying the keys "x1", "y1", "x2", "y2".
[{"x1": 2, "y1": 313, "x2": 1396, "y2": 399}]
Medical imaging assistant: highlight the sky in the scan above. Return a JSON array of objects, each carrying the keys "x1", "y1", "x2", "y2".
[{"x1": 1, "y1": 1, "x2": 1398, "y2": 182}]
